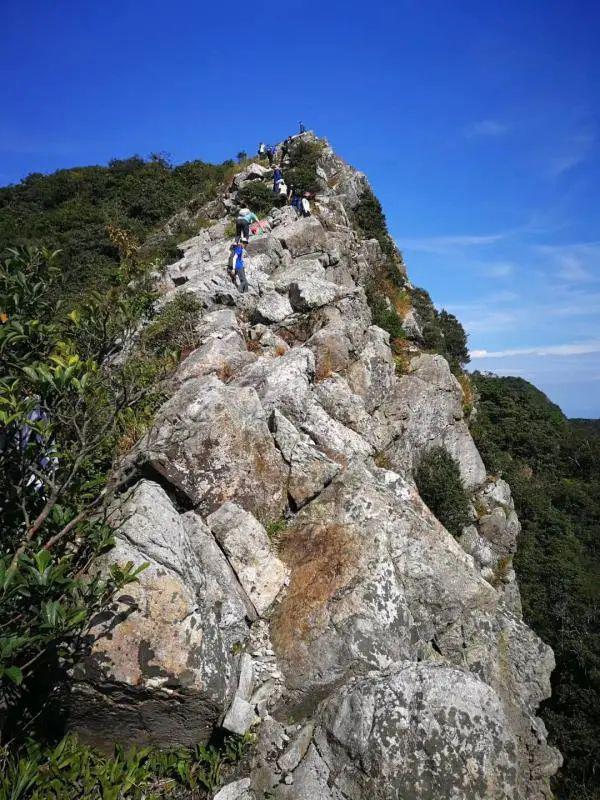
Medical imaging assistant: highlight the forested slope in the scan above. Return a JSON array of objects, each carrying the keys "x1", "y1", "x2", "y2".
[{"x1": 472, "y1": 374, "x2": 600, "y2": 799}]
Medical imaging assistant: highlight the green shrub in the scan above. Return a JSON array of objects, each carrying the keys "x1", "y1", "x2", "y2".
[
  {"x1": 266, "y1": 518, "x2": 286, "y2": 544},
  {"x1": 237, "y1": 182, "x2": 276, "y2": 218},
  {"x1": 352, "y1": 189, "x2": 394, "y2": 256},
  {"x1": 365, "y1": 285, "x2": 405, "y2": 343},
  {"x1": 0, "y1": 247, "x2": 162, "y2": 741},
  {"x1": 410, "y1": 287, "x2": 443, "y2": 351},
  {"x1": 414, "y1": 447, "x2": 470, "y2": 537},
  {"x1": 408, "y1": 288, "x2": 470, "y2": 368},
  {"x1": 0, "y1": 155, "x2": 232, "y2": 305},
  {"x1": 140, "y1": 292, "x2": 202, "y2": 355},
  {"x1": 285, "y1": 140, "x2": 324, "y2": 194},
  {"x1": 0, "y1": 732, "x2": 253, "y2": 799},
  {"x1": 438, "y1": 309, "x2": 469, "y2": 368}
]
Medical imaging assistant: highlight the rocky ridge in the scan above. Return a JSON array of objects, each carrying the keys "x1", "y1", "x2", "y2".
[{"x1": 70, "y1": 134, "x2": 561, "y2": 799}]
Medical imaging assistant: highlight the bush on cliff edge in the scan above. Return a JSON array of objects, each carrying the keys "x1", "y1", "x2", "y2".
[{"x1": 414, "y1": 447, "x2": 470, "y2": 537}]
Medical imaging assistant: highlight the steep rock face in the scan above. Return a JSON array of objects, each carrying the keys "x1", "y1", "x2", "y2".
[
  {"x1": 71, "y1": 134, "x2": 560, "y2": 798},
  {"x1": 70, "y1": 481, "x2": 240, "y2": 748}
]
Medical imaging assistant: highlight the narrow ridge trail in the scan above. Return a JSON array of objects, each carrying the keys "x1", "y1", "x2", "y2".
[{"x1": 70, "y1": 134, "x2": 561, "y2": 800}]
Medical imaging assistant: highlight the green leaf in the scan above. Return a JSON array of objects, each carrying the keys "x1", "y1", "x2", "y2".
[
  {"x1": 5, "y1": 665, "x2": 23, "y2": 685},
  {"x1": 34, "y1": 549, "x2": 52, "y2": 573}
]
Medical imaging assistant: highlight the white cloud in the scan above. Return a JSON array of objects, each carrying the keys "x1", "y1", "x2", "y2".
[
  {"x1": 480, "y1": 261, "x2": 515, "y2": 278},
  {"x1": 471, "y1": 339, "x2": 600, "y2": 359},
  {"x1": 535, "y1": 241, "x2": 600, "y2": 283},
  {"x1": 401, "y1": 232, "x2": 507, "y2": 255},
  {"x1": 546, "y1": 128, "x2": 595, "y2": 177},
  {"x1": 465, "y1": 120, "x2": 510, "y2": 138}
]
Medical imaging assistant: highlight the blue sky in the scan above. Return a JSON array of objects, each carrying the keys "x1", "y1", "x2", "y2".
[{"x1": 2, "y1": 0, "x2": 599, "y2": 416}]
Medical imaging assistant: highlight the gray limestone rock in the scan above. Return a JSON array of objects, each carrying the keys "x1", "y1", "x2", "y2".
[
  {"x1": 233, "y1": 162, "x2": 270, "y2": 187},
  {"x1": 69, "y1": 481, "x2": 236, "y2": 749},
  {"x1": 175, "y1": 330, "x2": 254, "y2": 384},
  {"x1": 207, "y1": 502, "x2": 288, "y2": 616},
  {"x1": 288, "y1": 278, "x2": 339, "y2": 311},
  {"x1": 76, "y1": 135, "x2": 560, "y2": 798},
  {"x1": 269, "y1": 409, "x2": 340, "y2": 506},
  {"x1": 236, "y1": 653, "x2": 255, "y2": 701},
  {"x1": 213, "y1": 779, "x2": 253, "y2": 800},
  {"x1": 182, "y1": 511, "x2": 257, "y2": 631},
  {"x1": 314, "y1": 664, "x2": 520, "y2": 800},
  {"x1": 270, "y1": 463, "x2": 494, "y2": 711},
  {"x1": 131, "y1": 375, "x2": 287, "y2": 520},
  {"x1": 346, "y1": 325, "x2": 396, "y2": 413},
  {"x1": 269, "y1": 257, "x2": 327, "y2": 291},
  {"x1": 253, "y1": 291, "x2": 294, "y2": 324},
  {"x1": 274, "y1": 217, "x2": 327, "y2": 257},
  {"x1": 383, "y1": 354, "x2": 486, "y2": 489},
  {"x1": 277, "y1": 722, "x2": 315, "y2": 773},
  {"x1": 222, "y1": 696, "x2": 259, "y2": 735}
]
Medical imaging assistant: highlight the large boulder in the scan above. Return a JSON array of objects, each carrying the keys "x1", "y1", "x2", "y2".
[
  {"x1": 346, "y1": 325, "x2": 396, "y2": 413},
  {"x1": 274, "y1": 217, "x2": 327, "y2": 257},
  {"x1": 270, "y1": 463, "x2": 495, "y2": 712},
  {"x1": 234, "y1": 347, "x2": 315, "y2": 419},
  {"x1": 382, "y1": 354, "x2": 486, "y2": 489},
  {"x1": 288, "y1": 278, "x2": 339, "y2": 311},
  {"x1": 175, "y1": 330, "x2": 255, "y2": 384},
  {"x1": 207, "y1": 502, "x2": 288, "y2": 616},
  {"x1": 269, "y1": 257, "x2": 326, "y2": 291},
  {"x1": 253, "y1": 291, "x2": 294, "y2": 324},
  {"x1": 131, "y1": 376, "x2": 287, "y2": 520},
  {"x1": 233, "y1": 163, "x2": 270, "y2": 187},
  {"x1": 309, "y1": 664, "x2": 520, "y2": 800},
  {"x1": 70, "y1": 481, "x2": 237, "y2": 748}
]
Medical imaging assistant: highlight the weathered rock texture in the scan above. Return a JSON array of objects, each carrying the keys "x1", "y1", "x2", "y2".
[{"x1": 71, "y1": 133, "x2": 560, "y2": 798}]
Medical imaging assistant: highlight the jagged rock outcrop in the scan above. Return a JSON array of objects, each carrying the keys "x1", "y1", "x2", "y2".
[{"x1": 71, "y1": 133, "x2": 560, "y2": 798}]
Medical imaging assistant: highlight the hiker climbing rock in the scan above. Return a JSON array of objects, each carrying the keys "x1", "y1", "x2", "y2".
[
  {"x1": 236, "y1": 207, "x2": 258, "y2": 242},
  {"x1": 266, "y1": 145, "x2": 276, "y2": 166},
  {"x1": 273, "y1": 166, "x2": 283, "y2": 193},
  {"x1": 299, "y1": 121, "x2": 306, "y2": 134},
  {"x1": 257, "y1": 141, "x2": 266, "y2": 158},
  {"x1": 277, "y1": 179, "x2": 288, "y2": 199},
  {"x1": 281, "y1": 136, "x2": 292, "y2": 162},
  {"x1": 232, "y1": 241, "x2": 248, "y2": 293},
  {"x1": 301, "y1": 193, "x2": 311, "y2": 217},
  {"x1": 289, "y1": 187, "x2": 302, "y2": 215}
]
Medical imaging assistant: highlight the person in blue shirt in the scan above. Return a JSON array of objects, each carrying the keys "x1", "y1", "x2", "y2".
[
  {"x1": 273, "y1": 166, "x2": 283, "y2": 193},
  {"x1": 232, "y1": 242, "x2": 248, "y2": 293},
  {"x1": 299, "y1": 121, "x2": 306, "y2": 134}
]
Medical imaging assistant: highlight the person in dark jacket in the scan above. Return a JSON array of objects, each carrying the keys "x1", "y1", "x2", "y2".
[
  {"x1": 273, "y1": 166, "x2": 283, "y2": 193},
  {"x1": 281, "y1": 136, "x2": 292, "y2": 161}
]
